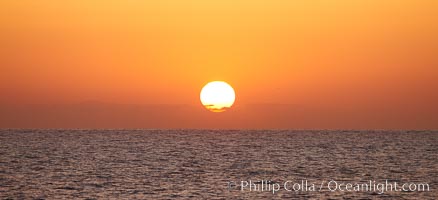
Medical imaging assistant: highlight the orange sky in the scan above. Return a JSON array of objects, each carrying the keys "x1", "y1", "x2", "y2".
[{"x1": 1, "y1": 1, "x2": 437, "y2": 129}]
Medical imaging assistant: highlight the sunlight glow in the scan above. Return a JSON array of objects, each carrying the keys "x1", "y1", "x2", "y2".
[{"x1": 200, "y1": 81, "x2": 235, "y2": 112}]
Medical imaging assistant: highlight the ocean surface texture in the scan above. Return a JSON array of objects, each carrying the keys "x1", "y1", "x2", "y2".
[{"x1": 0, "y1": 130, "x2": 437, "y2": 199}]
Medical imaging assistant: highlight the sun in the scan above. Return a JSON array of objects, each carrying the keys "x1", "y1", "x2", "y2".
[{"x1": 200, "y1": 81, "x2": 235, "y2": 112}]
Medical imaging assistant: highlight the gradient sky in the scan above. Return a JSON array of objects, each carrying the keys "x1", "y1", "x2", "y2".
[{"x1": 1, "y1": 0, "x2": 437, "y2": 129}]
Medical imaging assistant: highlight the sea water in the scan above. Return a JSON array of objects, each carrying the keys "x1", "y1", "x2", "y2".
[{"x1": 0, "y1": 129, "x2": 436, "y2": 199}]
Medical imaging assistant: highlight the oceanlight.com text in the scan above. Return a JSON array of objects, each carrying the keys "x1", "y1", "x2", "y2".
[{"x1": 228, "y1": 180, "x2": 430, "y2": 194}]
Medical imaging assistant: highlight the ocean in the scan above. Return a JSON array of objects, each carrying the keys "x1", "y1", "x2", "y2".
[{"x1": 0, "y1": 129, "x2": 437, "y2": 199}]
